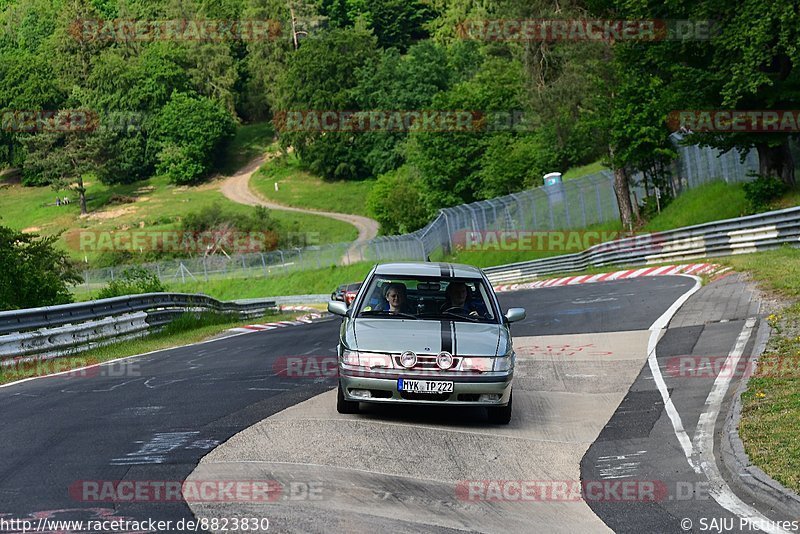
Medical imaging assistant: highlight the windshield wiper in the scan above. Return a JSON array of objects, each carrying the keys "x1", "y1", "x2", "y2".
[
  {"x1": 438, "y1": 311, "x2": 481, "y2": 322},
  {"x1": 359, "y1": 310, "x2": 418, "y2": 320}
]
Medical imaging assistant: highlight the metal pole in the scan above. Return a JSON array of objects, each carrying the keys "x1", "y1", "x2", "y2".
[
  {"x1": 595, "y1": 183, "x2": 603, "y2": 225},
  {"x1": 579, "y1": 187, "x2": 587, "y2": 227}
]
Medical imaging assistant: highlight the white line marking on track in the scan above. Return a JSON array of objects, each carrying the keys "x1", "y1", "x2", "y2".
[
  {"x1": 647, "y1": 278, "x2": 790, "y2": 534},
  {"x1": 647, "y1": 275, "x2": 702, "y2": 473},
  {"x1": 691, "y1": 318, "x2": 787, "y2": 533}
]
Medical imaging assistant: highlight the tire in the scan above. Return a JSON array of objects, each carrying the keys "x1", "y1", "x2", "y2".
[
  {"x1": 337, "y1": 383, "x2": 359, "y2": 414},
  {"x1": 487, "y1": 390, "x2": 512, "y2": 424}
]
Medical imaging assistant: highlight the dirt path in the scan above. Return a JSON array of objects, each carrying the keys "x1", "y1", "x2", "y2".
[{"x1": 219, "y1": 153, "x2": 380, "y2": 264}]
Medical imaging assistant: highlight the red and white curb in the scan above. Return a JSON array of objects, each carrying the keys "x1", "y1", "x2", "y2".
[
  {"x1": 227, "y1": 305, "x2": 329, "y2": 334},
  {"x1": 493, "y1": 263, "x2": 731, "y2": 293}
]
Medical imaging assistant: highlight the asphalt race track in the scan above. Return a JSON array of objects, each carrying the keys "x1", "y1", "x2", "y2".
[{"x1": 0, "y1": 276, "x2": 796, "y2": 533}]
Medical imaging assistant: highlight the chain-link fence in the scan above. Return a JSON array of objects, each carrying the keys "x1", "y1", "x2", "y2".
[{"x1": 79, "y1": 135, "x2": 759, "y2": 288}]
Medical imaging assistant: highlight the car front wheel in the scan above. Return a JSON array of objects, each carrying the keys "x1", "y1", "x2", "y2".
[
  {"x1": 337, "y1": 383, "x2": 359, "y2": 414},
  {"x1": 487, "y1": 390, "x2": 512, "y2": 424}
]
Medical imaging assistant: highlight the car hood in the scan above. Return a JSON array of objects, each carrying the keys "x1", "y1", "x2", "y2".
[{"x1": 349, "y1": 318, "x2": 508, "y2": 357}]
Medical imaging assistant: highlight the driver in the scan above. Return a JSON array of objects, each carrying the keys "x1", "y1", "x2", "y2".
[{"x1": 441, "y1": 281, "x2": 488, "y2": 317}]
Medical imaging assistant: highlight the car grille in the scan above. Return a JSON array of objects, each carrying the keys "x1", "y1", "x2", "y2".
[{"x1": 393, "y1": 354, "x2": 461, "y2": 371}]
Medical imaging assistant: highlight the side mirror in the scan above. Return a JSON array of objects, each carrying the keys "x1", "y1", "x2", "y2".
[
  {"x1": 328, "y1": 300, "x2": 349, "y2": 317},
  {"x1": 504, "y1": 308, "x2": 526, "y2": 323}
]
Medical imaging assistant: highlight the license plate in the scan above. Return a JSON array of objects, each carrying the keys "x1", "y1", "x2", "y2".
[{"x1": 397, "y1": 379, "x2": 454, "y2": 394}]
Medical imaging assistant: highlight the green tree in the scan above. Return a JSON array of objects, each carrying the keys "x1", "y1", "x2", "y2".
[
  {"x1": 275, "y1": 28, "x2": 378, "y2": 179},
  {"x1": 241, "y1": 0, "x2": 293, "y2": 120},
  {"x1": 366, "y1": 165, "x2": 431, "y2": 234},
  {"x1": 0, "y1": 226, "x2": 81, "y2": 310},
  {"x1": 351, "y1": 41, "x2": 453, "y2": 176},
  {"x1": 151, "y1": 92, "x2": 236, "y2": 184},
  {"x1": 408, "y1": 53, "x2": 529, "y2": 207},
  {"x1": 22, "y1": 122, "x2": 119, "y2": 213},
  {"x1": 606, "y1": 0, "x2": 800, "y2": 187},
  {"x1": 366, "y1": 0, "x2": 433, "y2": 51}
]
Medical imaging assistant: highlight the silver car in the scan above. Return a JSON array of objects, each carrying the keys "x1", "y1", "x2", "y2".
[{"x1": 327, "y1": 262, "x2": 525, "y2": 424}]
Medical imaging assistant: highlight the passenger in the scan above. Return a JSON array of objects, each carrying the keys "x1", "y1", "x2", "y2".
[
  {"x1": 381, "y1": 282, "x2": 413, "y2": 315},
  {"x1": 441, "y1": 281, "x2": 488, "y2": 318}
]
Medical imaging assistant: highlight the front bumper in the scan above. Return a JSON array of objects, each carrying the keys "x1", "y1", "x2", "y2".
[{"x1": 339, "y1": 366, "x2": 513, "y2": 406}]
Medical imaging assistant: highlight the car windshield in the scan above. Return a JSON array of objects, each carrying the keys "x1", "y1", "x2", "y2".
[{"x1": 355, "y1": 275, "x2": 497, "y2": 323}]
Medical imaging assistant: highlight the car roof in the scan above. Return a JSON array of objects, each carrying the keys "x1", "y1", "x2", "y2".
[{"x1": 373, "y1": 262, "x2": 484, "y2": 279}]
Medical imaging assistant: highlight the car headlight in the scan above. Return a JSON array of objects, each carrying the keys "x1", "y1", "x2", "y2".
[
  {"x1": 461, "y1": 357, "x2": 493, "y2": 372},
  {"x1": 399, "y1": 351, "x2": 417, "y2": 369},
  {"x1": 437, "y1": 351, "x2": 454, "y2": 370},
  {"x1": 493, "y1": 352, "x2": 515, "y2": 372},
  {"x1": 342, "y1": 350, "x2": 392, "y2": 368}
]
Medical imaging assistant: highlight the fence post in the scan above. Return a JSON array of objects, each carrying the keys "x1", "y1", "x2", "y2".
[
  {"x1": 442, "y1": 211, "x2": 453, "y2": 254},
  {"x1": 595, "y1": 182, "x2": 603, "y2": 225},
  {"x1": 564, "y1": 186, "x2": 572, "y2": 228},
  {"x1": 579, "y1": 186, "x2": 587, "y2": 227},
  {"x1": 260, "y1": 253, "x2": 267, "y2": 276},
  {"x1": 413, "y1": 235, "x2": 426, "y2": 260}
]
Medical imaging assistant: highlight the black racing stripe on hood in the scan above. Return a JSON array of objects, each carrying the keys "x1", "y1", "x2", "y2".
[
  {"x1": 440, "y1": 320, "x2": 453, "y2": 354},
  {"x1": 451, "y1": 321, "x2": 458, "y2": 356}
]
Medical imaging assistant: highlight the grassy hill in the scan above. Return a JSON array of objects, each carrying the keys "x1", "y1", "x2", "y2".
[
  {"x1": 0, "y1": 124, "x2": 358, "y2": 265},
  {"x1": 250, "y1": 152, "x2": 376, "y2": 216}
]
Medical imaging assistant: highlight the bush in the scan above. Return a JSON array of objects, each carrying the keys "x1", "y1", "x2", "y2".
[
  {"x1": 155, "y1": 144, "x2": 206, "y2": 185},
  {"x1": 97, "y1": 266, "x2": 166, "y2": 299},
  {"x1": 743, "y1": 174, "x2": 788, "y2": 213},
  {"x1": 639, "y1": 191, "x2": 673, "y2": 221},
  {"x1": 152, "y1": 92, "x2": 236, "y2": 184},
  {"x1": 0, "y1": 226, "x2": 81, "y2": 310},
  {"x1": 367, "y1": 165, "x2": 432, "y2": 234},
  {"x1": 181, "y1": 203, "x2": 282, "y2": 252}
]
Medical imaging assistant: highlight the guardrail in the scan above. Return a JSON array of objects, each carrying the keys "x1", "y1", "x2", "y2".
[
  {"x1": 3, "y1": 205, "x2": 798, "y2": 369},
  {"x1": 484, "y1": 206, "x2": 800, "y2": 284},
  {"x1": 0, "y1": 293, "x2": 277, "y2": 365}
]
